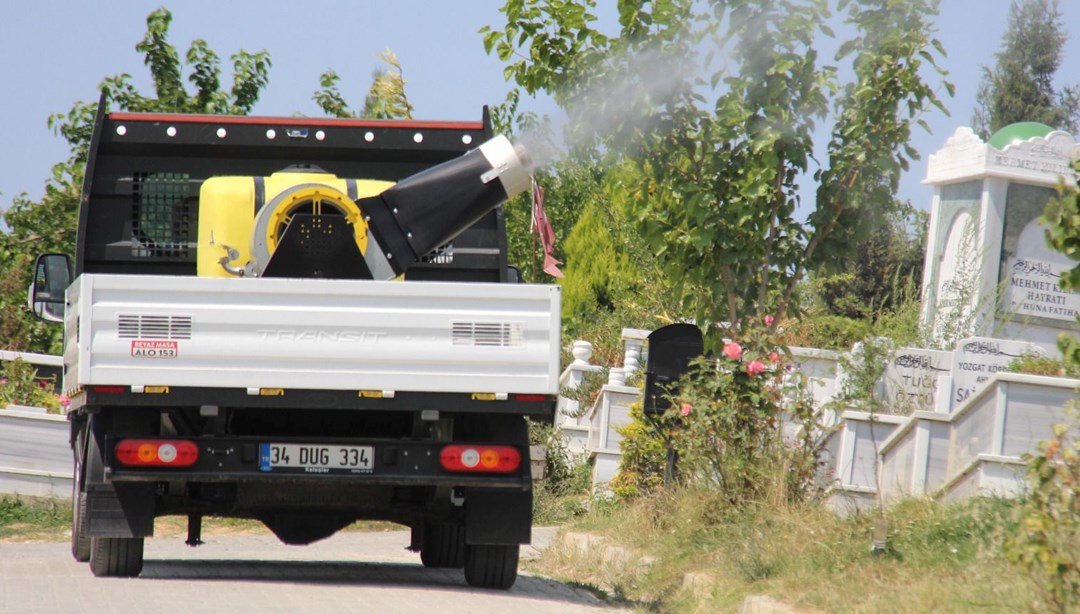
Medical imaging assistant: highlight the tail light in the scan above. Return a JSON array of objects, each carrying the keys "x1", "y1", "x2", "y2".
[
  {"x1": 440, "y1": 445, "x2": 521, "y2": 473},
  {"x1": 115, "y1": 439, "x2": 198, "y2": 467}
]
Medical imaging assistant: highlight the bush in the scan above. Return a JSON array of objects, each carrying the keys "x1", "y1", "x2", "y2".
[
  {"x1": 609, "y1": 405, "x2": 667, "y2": 499},
  {"x1": 779, "y1": 314, "x2": 870, "y2": 351},
  {"x1": 1006, "y1": 353, "x2": 1080, "y2": 379},
  {"x1": 529, "y1": 419, "x2": 593, "y2": 523},
  {"x1": 1006, "y1": 404, "x2": 1080, "y2": 613},
  {"x1": 666, "y1": 324, "x2": 819, "y2": 507},
  {"x1": 0, "y1": 358, "x2": 66, "y2": 413}
]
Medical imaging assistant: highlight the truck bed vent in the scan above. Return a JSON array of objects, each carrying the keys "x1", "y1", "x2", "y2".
[
  {"x1": 117, "y1": 315, "x2": 193, "y2": 340},
  {"x1": 451, "y1": 322, "x2": 524, "y2": 347}
]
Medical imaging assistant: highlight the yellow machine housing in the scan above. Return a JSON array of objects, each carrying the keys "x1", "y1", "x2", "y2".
[{"x1": 196, "y1": 171, "x2": 393, "y2": 277}]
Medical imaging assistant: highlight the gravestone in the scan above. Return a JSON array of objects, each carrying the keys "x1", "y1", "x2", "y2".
[
  {"x1": 921, "y1": 123, "x2": 1080, "y2": 351},
  {"x1": 950, "y1": 336, "x2": 1044, "y2": 409},
  {"x1": 882, "y1": 348, "x2": 952, "y2": 413}
]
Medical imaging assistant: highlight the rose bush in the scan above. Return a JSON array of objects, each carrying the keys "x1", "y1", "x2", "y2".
[{"x1": 665, "y1": 321, "x2": 819, "y2": 505}]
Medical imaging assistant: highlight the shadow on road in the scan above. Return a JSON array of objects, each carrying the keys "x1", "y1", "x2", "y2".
[{"x1": 142, "y1": 559, "x2": 610, "y2": 608}]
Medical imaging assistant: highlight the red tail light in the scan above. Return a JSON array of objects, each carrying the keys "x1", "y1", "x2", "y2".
[
  {"x1": 115, "y1": 439, "x2": 198, "y2": 467},
  {"x1": 440, "y1": 445, "x2": 521, "y2": 473},
  {"x1": 513, "y1": 394, "x2": 549, "y2": 402},
  {"x1": 93, "y1": 385, "x2": 128, "y2": 394}
]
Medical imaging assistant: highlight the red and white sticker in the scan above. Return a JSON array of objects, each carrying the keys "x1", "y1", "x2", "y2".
[{"x1": 131, "y1": 340, "x2": 178, "y2": 358}]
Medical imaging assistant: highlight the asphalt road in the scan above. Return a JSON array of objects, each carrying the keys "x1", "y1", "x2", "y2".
[{"x1": 1, "y1": 527, "x2": 619, "y2": 613}]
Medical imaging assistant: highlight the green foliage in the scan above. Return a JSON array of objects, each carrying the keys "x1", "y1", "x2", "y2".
[
  {"x1": 537, "y1": 491, "x2": 1030, "y2": 611},
  {"x1": 780, "y1": 313, "x2": 871, "y2": 350},
  {"x1": 559, "y1": 170, "x2": 680, "y2": 333},
  {"x1": 1006, "y1": 405, "x2": 1080, "y2": 612},
  {"x1": 561, "y1": 200, "x2": 637, "y2": 320},
  {"x1": 1006, "y1": 352, "x2": 1080, "y2": 378},
  {"x1": 313, "y1": 49, "x2": 414, "y2": 120},
  {"x1": 558, "y1": 367, "x2": 608, "y2": 415},
  {"x1": 0, "y1": 359, "x2": 65, "y2": 412},
  {"x1": 972, "y1": 0, "x2": 1080, "y2": 138},
  {"x1": 516, "y1": 158, "x2": 599, "y2": 284},
  {"x1": 609, "y1": 405, "x2": 667, "y2": 499},
  {"x1": 50, "y1": 7, "x2": 272, "y2": 162},
  {"x1": 1041, "y1": 171, "x2": 1080, "y2": 293},
  {"x1": 485, "y1": 0, "x2": 950, "y2": 352},
  {"x1": 1021, "y1": 164, "x2": 1080, "y2": 610},
  {"x1": 666, "y1": 326, "x2": 819, "y2": 505},
  {"x1": 0, "y1": 162, "x2": 81, "y2": 353},
  {"x1": 0, "y1": 496, "x2": 69, "y2": 538},
  {"x1": 814, "y1": 205, "x2": 927, "y2": 320},
  {"x1": 528, "y1": 419, "x2": 593, "y2": 523},
  {"x1": 832, "y1": 336, "x2": 893, "y2": 413}
]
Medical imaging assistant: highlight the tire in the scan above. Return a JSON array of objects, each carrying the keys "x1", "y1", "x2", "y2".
[
  {"x1": 71, "y1": 424, "x2": 91, "y2": 562},
  {"x1": 89, "y1": 537, "x2": 144, "y2": 577},
  {"x1": 420, "y1": 522, "x2": 465, "y2": 568},
  {"x1": 464, "y1": 544, "x2": 519, "y2": 590},
  {"x1": 71, "y1": 491, "x2": 91, "y2": 562}
]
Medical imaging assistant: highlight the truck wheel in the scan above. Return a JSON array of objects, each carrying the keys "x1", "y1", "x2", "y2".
[
  {"x1": 70, "y1": 429, "x2": 91, "y2": 562},
  {"x1": 89, "y1": 537, "x2": 144, "y2": 577},
  {"x1": 71, "y1": 490, "x2": 91, "y2": 562},
  {"x1": 420, "y1": 522, "x2": 465, "y2": 568},
  {"x1": 464, "y1": 544, "x2": 519, "y2": 590}
]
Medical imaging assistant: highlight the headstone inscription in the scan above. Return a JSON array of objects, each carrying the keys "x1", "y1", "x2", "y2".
[
  {"x1": 882, "y1": 348, "x2": 952, "y2": 413},
  {"x1": 950, "y1": 336, "x2": 1044, "y2": 409}
]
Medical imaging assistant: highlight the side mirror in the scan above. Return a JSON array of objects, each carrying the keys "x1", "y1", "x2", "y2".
[{"x1": 28, "y1": 253, "x2": 73, "y2": 323}]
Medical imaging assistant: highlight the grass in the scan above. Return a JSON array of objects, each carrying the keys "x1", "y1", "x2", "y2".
[
  {"x1": 0, "y1": 495, "x2": 70, "y2": 541},
  {"x1": 530, "y1": 488, "x2": 1042, "y2": 612}
]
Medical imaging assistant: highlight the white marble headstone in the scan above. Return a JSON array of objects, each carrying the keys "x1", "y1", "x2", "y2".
[
  {"x1": 950, "y1": 336, "x2": 1045, "y2": 409},
  {"x1": 882, "y1": 348, "x2": 952, "y2": 413}
]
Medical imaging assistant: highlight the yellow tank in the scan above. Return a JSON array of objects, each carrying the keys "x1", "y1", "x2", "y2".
[{"x1": 197, "y1": 171, "x2": 393, "y2": 277}]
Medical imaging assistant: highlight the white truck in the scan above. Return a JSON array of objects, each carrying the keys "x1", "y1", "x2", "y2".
[{"x1": 31, "y1": 99, "x2": 560, "y2": 589}]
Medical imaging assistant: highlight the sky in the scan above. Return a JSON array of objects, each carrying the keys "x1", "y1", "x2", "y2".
[{"x1": 0, "y1": 0, "x2": 1078, "y2": 217}]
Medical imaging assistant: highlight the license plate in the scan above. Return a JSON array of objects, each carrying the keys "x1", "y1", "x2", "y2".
[{"x1": 259, "y1": 443, "x2": 374, "y2": 474}]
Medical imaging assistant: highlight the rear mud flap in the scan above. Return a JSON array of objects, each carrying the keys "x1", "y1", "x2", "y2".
[
  {"x1": 86, "y1": 484, "x2": 155, "y2": 538},
  {"x1": 465, "y1": 488, "x2": 531, "y2": 545}
]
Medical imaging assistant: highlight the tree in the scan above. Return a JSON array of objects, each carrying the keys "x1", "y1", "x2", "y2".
[
  {"x1": 484, "y1": 0, "x2": 949, "y2": 351},
  {"x1": 972, "y1": 0, "x2": 1080, "y2": 138},
  {"x1": 49, "y1": 8, "x2": 271, "y2": 164},
  {"x1": 0, "y1": 7, "x2": 273, "y2": 353},
  {"x1": 814, "y1": 204, "x2": 927, "y2": 320},
  {"x1": 314, "y1": 49, "x2": 414, "y2": 120}
]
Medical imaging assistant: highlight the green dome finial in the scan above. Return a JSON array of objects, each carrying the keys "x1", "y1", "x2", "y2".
[{"x1": 988, "y1": 121, "x2": 1055, "y2": 149}]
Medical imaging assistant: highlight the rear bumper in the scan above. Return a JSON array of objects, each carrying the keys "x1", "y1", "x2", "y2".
[{"x1": 104, "y1": 436, "x2": 532, "y2": 490}]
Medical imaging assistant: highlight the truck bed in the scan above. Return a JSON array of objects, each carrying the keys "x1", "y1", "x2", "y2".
[{"x1": 66, "y1": 274, "x2": 561, "y2": 396}]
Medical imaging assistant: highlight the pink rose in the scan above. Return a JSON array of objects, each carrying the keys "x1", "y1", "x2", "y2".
[
  {"x1": 722, "y1": 342, "x2": 743, "y2": 360},
  {"x1": 769, "y1": 351, "x2": 780, "y2": 363},
  {"x1": 747, "y1": 360, "x2": 766, "y2": 376},
  {"x1": 764, "y1": 315, "x2": 774, "y2": 326},
  {"x1": 680, "y1": 403, "x2": 692, "y2": 417},
  {"x1": 58, "y1": 395, "x2": 71, "y2": 409},
  {"x1": 0, "y1": 378, "x2": 7, "y2": 385}
]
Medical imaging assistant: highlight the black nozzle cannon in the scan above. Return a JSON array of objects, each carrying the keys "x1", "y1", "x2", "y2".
[{"x1": 358, "y1": 135, "x2": 534, "y2": 279}]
